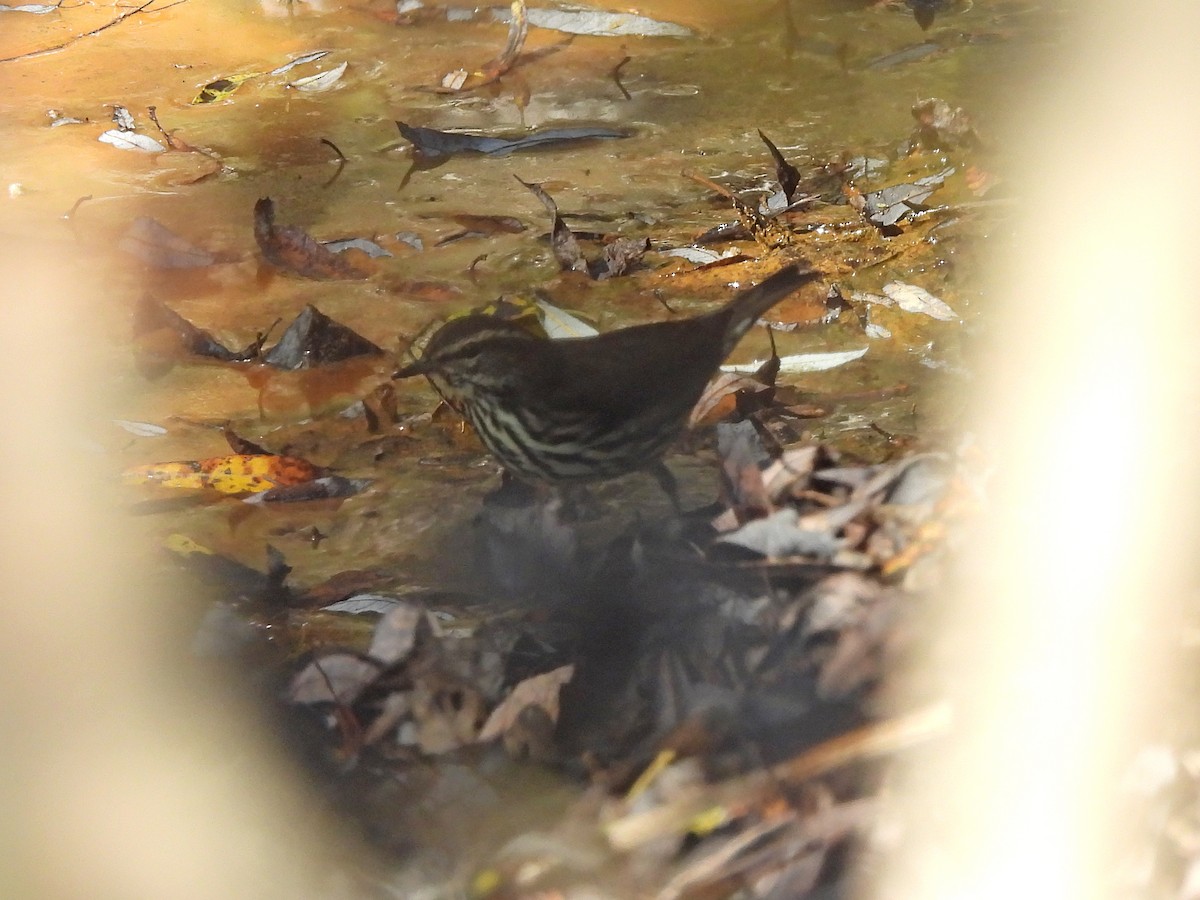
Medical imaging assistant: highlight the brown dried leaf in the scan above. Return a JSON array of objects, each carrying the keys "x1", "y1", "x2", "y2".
[
  {"x1": 478, "y1": 664, "x2": 575, "y2": 743},
  {"x1": 253, "y1": 197, "x2": 373, "y2": 280}
]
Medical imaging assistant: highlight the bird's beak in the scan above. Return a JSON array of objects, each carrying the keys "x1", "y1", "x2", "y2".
[{"x1": 392, "y1": 360, "x2": 428, "y2": 379}]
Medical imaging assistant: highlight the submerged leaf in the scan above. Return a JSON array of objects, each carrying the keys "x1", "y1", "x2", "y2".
[
  {"x1": 516, "y1": 177, "x2": 588, "y2": 274},
  {"x1": 397, "y1": 120, "x2": 629, "y2": 161},
  {"x1": 759, "y1": 130, "x2": 801, "y2": 203},
  {"x1": 262, "y1": 304, "x2": 383, "y2": 369},
  {"x1": 268, "y1": 49, "x2": 330, "y2": 76},
  {"x1": 881, "y1": 281, "x2": 958, "y2": 321},
  {"x1": 124, "y1": 454, "x2": 323, "y2": 494},
  {"x1": 288, "y1": 60, "x2": 347, "y2": 92},
  {"x1": 191, "y1": 73, "x2": 259, "y2": 105},
  {"x1": 118, "y1": 217, "x2": 215, "y2": 268},
  {"x1": 243, "y1": 475, "x2": 369, "y2": 503},
  {"x1": 98, "y1": 129, "x2": 165, "y2": 153},
  {"x1": 253, "y1": 197, "x2": 373, "y2": 280},
  {"x1": 491, "y1": 5, "x2": 690, "y2": 37},
  {"x1": 133, "y1": 297, "x2": 255, "y2": 363}
]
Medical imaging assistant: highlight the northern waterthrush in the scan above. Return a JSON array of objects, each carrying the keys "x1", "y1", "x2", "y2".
[{"x1": 394, "y1": 264, "x2": 818, "y2": 499}]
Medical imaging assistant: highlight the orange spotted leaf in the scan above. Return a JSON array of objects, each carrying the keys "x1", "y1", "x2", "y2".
[{"x1": 123, "y1": 454, "x2": 322, "y2": 495}]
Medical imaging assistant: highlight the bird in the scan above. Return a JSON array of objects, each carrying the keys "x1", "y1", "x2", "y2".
[{"x1": 393, "y1": 264, "x2": 819, "y2": 505}]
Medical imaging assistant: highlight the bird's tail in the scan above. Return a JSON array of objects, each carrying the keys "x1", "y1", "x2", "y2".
[{"x1": 719, "y1": 263, "x2": 821, "y2": 355}]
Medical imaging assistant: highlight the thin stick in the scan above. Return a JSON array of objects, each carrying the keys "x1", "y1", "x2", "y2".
[{"x1": 0, "y1": 0, "x2": 187, "y2": 64}]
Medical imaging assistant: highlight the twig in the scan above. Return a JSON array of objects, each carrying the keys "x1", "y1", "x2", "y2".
[
  {"x1": 319, "y1": 138, "x2": 346, "y2": 188},
  {"x1": 605, "y1": 700, "x2": 952, "y2": 851},
  {"x1": 610, "y1": 54, "x2": 632, "y2": 100},
  {"x1": 0, "y1": 0, "x2": 186, "y2": 64}
]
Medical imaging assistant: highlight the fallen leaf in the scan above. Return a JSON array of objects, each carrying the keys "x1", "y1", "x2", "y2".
[
  {"x1": 268, "y1": 49, "x2": 330, "y2": 76},
  {"x1": 516, "y1": 176, "x2": 588, "y2": 274},
  {"x1": 118, "y1": 217, "x2": 215, "y2": 268},
  {"x1": 881, "y1": 281, "x2": 958, "y2": 321},
  {"x1": 123, "y1": 453, "x2": 323, "y2": 494},
  {"x1": 321, "y1": 594, "x2": 406, "y2": 616},
  {"x1": 535, "y1": 298, "x2": 598, "y2": 338},
  {"x1": 759, "y1": 130, "x2": 801, "y2": 203},
  {"x1": 191, "y1": 73, "x2": 259, "y2": 105},
  {"x1": 367, "y1": 600, "x2": 431, "y2": 665},
  {"x1": 289, "y1": 653, "x2": 381, "y2": 705},
  {"x1": 721, "y1": 347, "x2": 868, "y2": 374},
  {"x1": 98, "y1": 129, "x2": 165, "y2": 153},
  {"x1": 253, "y1": 197, "x2": 373, "y2": 280},
  {"x1": 478, "y1": 664, "x2": 575, "y2": 742},
  {"x1": 397, "y1": 120, "x2": 629, "y2": 162},
  {"x1": 242, "y1": 475, "x2": 369, "y2": 503},
  {"x1": 288, "y1": 60, "x2": 347, "y2": 92},
  {"x1": 491, "y1": 5, "x2": 690, "y2": 36},
  {"x1": 261, "y1": 304, "x2": 383, "y2": 369}
]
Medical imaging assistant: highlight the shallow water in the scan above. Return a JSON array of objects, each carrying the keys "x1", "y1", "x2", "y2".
[{"x1": 0, "y1": 0, "x2": 1046, "y2": 585}]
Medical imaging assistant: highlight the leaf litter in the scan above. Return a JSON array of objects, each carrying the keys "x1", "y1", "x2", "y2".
[{"x1": 79, "y1": 5, "x2": 1060, "y2": 895}]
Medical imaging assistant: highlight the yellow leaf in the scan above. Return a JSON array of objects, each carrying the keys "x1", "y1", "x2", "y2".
[
  {"x1": 164, "y1": 534, "x2": 214, "y2": 556},
  {"x1": 191, "y1": 73, "x2": 260, "y2": 105},
  {"x1": 123, "y1": 454, "x2": 322, "y2": 495}
]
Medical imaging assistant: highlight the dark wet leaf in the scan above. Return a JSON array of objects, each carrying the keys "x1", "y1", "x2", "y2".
[
  {"x1": 243, "y1": 475, "x2": 369, "y2": 504},
  {"x1": 865, "y1": 38, "x2": 951, "y2": 70},
  {"x1": 906, "y1": 0, "x2": 958, "y2": 30},
  {"x1": 598, "y1": 235, "x2": 649, "y2": 279},
  {"x1": 396, "y1": 120, "x2": 629, "y2": 162},
  {"x1": 516, "y1": 176, "x2": 588, "y2": 274},
  {"x1": 517, "y1": 177, "x2": 645, "y2": 279},
  {"x1": 253, "y1": 197, "x2": 373, "y2": 280},
  {"x1": 118, "y1": 216, "x2": 216, "y2": 268},
  {"x1": 758, "y1": 130, "x2": 801, "y2": 203},
  {"x1": 222, "y1": 426, "x2": 270, "y2": 456},
  {"x1": 133, "y1": 296, "x2": 259, "y2": 363},
  {"x1": 261, "y1": 304, "x2": 383, "y2": 369}
]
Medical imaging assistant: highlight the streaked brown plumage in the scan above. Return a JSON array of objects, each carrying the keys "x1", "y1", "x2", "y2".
[{"x1": 394, "y1": 264, "x2": 818, "y2": 491}]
